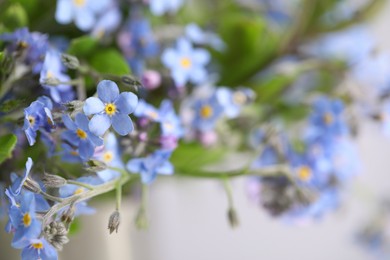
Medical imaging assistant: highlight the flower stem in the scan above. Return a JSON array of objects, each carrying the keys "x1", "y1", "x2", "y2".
[{"x1": 67, "y1": 180, "x2": 95, "y2": 190}]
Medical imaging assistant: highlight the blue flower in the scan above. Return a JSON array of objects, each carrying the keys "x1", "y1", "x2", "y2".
[
  {"x1": 62, "y1": 113, "x2": 103, "y2": 161},
  {"x1": 134, "y1": 99, "x2": 160, "y2": 121},
  {"x1": 306, "y1": 97, "x2": 347, "y2": 139},
  {"x1": 7, "y1": 191, "x2": 41, "y2": 248},
  {"x1": 60, "y1": 143, "x2": 83, "y2": 163},
  {"x1": 149, "y1": 0, "x2": 184, "y2": 16},
  {"x1": 10, "y1": 158, "x2": 33, "y2": 196},
  {"x1": 158, "y1": 100, "x2": 183, "y2": 139},
  {"x1": 216, "y1": 87, "x2": 255, "y2": 118},
  {"x1": 40, "y1": 48, "x2": 74, "y2": 103},
  {"x1": 162, "y1": 38, "x2": 210, "y2": 87},
  {"x1": 126, "y1": 150, "x2": 174, "y2": 184},
  {"x1": 192, "y1": 95, "x2": 224, "y2": 132},
  {"x1": 21, "y1": 238, "x2": 58, "y2": 260},
  {"x1": 117, "y1": 13, "x2": 158, "y2": 76},
  {"x1": 185, "y1": 23, "x2": 226, "y2": 51},
  {"x1": 0, "y1": 28, "x2": 48, "y2": 73},
  {"x1": 83, "y1": 80, "x2": 138, "y2": 136},
  {"x1": 55, "y1": 0, "x2": 110, "y2": 31},
  {"x1": 23, "y1": 97, "x2": 54, "y2": 146},
  {"x1": 94, "y1": 133, "x2": 124, "y2": 182}
]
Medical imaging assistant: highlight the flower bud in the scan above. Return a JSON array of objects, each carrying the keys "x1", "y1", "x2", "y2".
[
  {"x1": 108, "y1": 210, "x2": 120, "y2": 234},
  {"x1": 61, "y1": 53, "x2": 80, "y2": 69},
  {"x1": 227, "y1": 208, "x2": 239, "y2": 228},
  {"x1": 23, "y1": 178, "x2": 41, "y2": 193},
  {"x1": 42, "y1": 172, "x2": 67, "y2": 188},
  {"x1": 85, "y1": 159, "x2": 107, "y2": 172},
  {"x1": 44, "y1": 221, "x2": 69, "y2": 251},
  {"x1": 141, "y1": 70, "x2": 161, "y2": 90},
  {"x1": 121, "y1": 75, "x2": 141, "y2": 91}
]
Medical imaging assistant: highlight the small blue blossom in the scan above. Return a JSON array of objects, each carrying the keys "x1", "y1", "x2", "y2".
[
  {"x1": 162, "y1": 38, "x2": 210, "y2": 87},
  {"x1": 62, "y1": 113, "x2": 103, "y2": 161},
  {"x1": 134, "y1": 99, "x2": 160, "y2": 121},
  {"x1": 158, "y1": 100, "x2": 183, "y2": 139},
  {"x1": 55, "y1": 0, "x2": 110, "y2": 31},
  {"x1": 21, "y1": 238, "x2": 58, "y2": 260},
  {"x1": 216, "y1": 87, "x2": 254, "y2": 118},
  {"x1": 149, "y1": 0, "x2": 184, "y2": 16},
  {"x1": 185, "y1": 23, "x2": 226, "y2": 51},
  {"x1": 118, "y1": 13, "x2": 158, "y2": 76},
  {"x1": 60, "y1": 143, "x2": 83, "y2": 163},
  {"x1": 306, "y1": 97, "x2": 347, "y2": 139},
  {"x1": 40, "y1": 48, "x2": 74, "y2": 103},
  {"x1": 94, "y1": 133, "x2": 124, "y2": 182},
  {"x1": 23, "y1": 97, "x2": 54, "y2": 146},
  {"x1": 192, "y1": 95, "x2": 224, "y2": 132},
  {"x1": 126, "y1": 150, "x2": 174, "y2": 184},
  {"x1": 0, "y1": 28, "x2": 48, "y2": 73},
  {"x1": 83, "y1": 80, "x2": 138, "y2": 136},
  {"x1": 7, "y1": 191, "x2": 41, "y2": 248}
]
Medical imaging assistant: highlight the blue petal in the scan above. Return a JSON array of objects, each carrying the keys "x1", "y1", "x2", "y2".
[
  {"x1": 62, "y1": 114, "x2": 77, "y2": 130},
  {"x1": 115, "y1": 92, "x2": 138, "y2": 114},
  {"x1": 161, "y1": 48, "x2": 178, "y2": 68},
  {"x1": 75, "y1": 113, "x2": 90, "y2": 130},
  {"x1": 55, "y1": 0, "x2": 73, "y2": 24},
  {"x1": 89, "y1": 114, "x2": 111, "y2": 136},
  {"x1": 192, "y1": 49, "x2": 210, "y2": 65},
  {"x1": 126, "y1": 158, "x2": 143, "y2": 173},
  {"x1": 83, "y1": 97, "x2": 105, "y2": 116},
  {"x1": 78, "y1": 139, "x2": 94, "y2": 161},
  {"x1": 157, "y1": 161, "x2": 174, "y2": 175},
  {"x1": 74, "y1": 8, "x2": 95, "y2": 31},
  {"x1": 24, "y1": 128, "x2": 37, "y2": 146},
  {"x1": 111, "y1": 114, "x2": 133, "y2": 136},
  {"x1": 97, "y1": 80, "x2": 119, "y2": 103}
]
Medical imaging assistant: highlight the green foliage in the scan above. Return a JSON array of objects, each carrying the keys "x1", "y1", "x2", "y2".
[
  {"x1": 171, "y1": 142, "x2": 227, "y2": 174},
  {"x1": 89, "y1": 49, "x2": 131, "y2": 76},
  {"x1": 2, "y1": 3, "x2": 28, "y2": 30},
  {"x1": 0, "y1": 134, "x2": 17, "y2": 165},
  {"x1": 68, "y1": 36, "x2": 99, "y2": 58}
]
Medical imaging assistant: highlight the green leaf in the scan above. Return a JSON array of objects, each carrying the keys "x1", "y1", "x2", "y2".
[
  {"x1": 68, "y1": 218, "x2": 81, "y2": 236},
  {"x1": 171, "y1": 142, "x2": 226, "y2": 173},
  {"x1": 89, "y1": 49, "x2": 130, "y2": 76},
  {"x1": 68, "y1": 36, "x2": 98, "y2": 58},
  {"x1": 2, "y1": 4, "x2": 28, "y2": 30},
  {"x1": 0, "y1": 134, "x2": 17, "y2": 165}
]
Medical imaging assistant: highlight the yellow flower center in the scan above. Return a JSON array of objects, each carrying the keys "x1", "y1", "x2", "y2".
[
  {"x1": 200, "y1": 105, "x2": 213, "y2": 119},
  {"x1": 297, "y1": 166, "x2": 312, "y2": 182},
  {"x1": 148, "y1": 111, "x2": 159, "y2": 120},
  {"x1": 76, "y1": 129, "x2": 88, "y2": 139},
  {"x1": 32, "y1": 242, "x2": 44, "y2": 249},
  {"x1": 74, "y1": 188, "x2": 84, "y2": 195},
  {"x1": 18, "y1": 41, "x2": 28, "y2": 49},
  {"x1": 46, "y1": 71, "x2": 54, "y2": 79},
  {"x1": 73, "y1": 0, "x2": 86, "y2": 7},
  {"x1": 23, "y1": 213, "x2": 32, "y2": 227},
  {"x1": 323, "y1": 113, "x2": 333, "y2": 125},
  {"x1": 28, "y1": 116, "x2": 36, "y2": 127},
  {"x1": 233, "y1": 91, "x2": 247, "y2": 105},
  {"x1": 103, "y1": 151, "x2": 114, "y2": 163},
  {"x1": 70, "y1": 150, "x2": 79, "y2": 156},
  {"x1": 105, "y1": 103, "x2": 117, "y2": 116},
  {"x1": 180, "y1": 57, "x2": 192, "y2": 69}
]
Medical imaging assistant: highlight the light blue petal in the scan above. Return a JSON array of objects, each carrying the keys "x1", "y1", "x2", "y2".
[
  {"x1": 97, "y1": 80, "x2": 119, "y2": 103},
  {"x1": 157, "y1": 161, "x2": 174, "y2": 175},
  {"x1": 62, "y1": 131, "x2": 79, "y2": 146},
  {"x1": 78, "y1": 140, "x2": 94, "y2": 160},
  {"x1": 161, "y1": 49, "x2": 178, "y2": 68},
  {"x1": 114, "y1": 92, "x2": 138, "y2": 114},
  {"x1": 172, "y1": 69, "x2": 187, "y2": 86},
  {"x1": 150, "y1": 0, "x2": 165, "y2": 15},
  {"x1": 83, "y1": 97, "x2": 104, "y2": 116},
  {"x1": 111, "y1": 114, "x2": 133, "y2": 136},
  {"x1": 177, "y1": 38, "x2": 192, "y2": 54},
  {"x1": 74, "y1": 8, "x2": 95, "y2": 31},
  {"x1": 75, "y1": 113, "x2": 89, "y2": 130},
  {"x1": 62, "y1": 114, "x2": 77, "y2": 130},
  {"x1": 193, "y1": 49, "x2": 210, "y2": 65},
  {"x1": 89, "y1": 114, "x2": 111, "y2": 136},
  {"x1": 189, "y1": 67, "x2": 207, "y2": 84},
  {"x1": 55, "y1": 0, "x2": 73, "y2": 24},
  {"x1": 126, "y1": 159, "x2": 143, "y2": 173}
]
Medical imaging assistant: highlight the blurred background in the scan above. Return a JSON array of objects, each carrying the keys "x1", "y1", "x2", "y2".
[{"x1": 2, "y1": 1, "x2": 390, "y2": 260}]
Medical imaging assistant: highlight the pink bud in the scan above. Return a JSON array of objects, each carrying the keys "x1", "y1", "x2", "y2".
[
  {"x1": 199, "y1": 131, "x2": 218, "y2": 147},
  {"x1": 142, "y1": 70, "x2": 161, "y2": 90}
]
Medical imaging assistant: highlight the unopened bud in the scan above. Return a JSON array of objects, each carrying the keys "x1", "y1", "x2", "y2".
[
  {"x1": 23, "y1": 178, "x2": 41, "y2": 193},
  {"x1": 227, "y1": 208, "x2": 239, "y2": 228},
  {"x1": 61, "y1": 53, "x2": 80, "y2": 69},
  {"x1": 121, "y1": 75, "x2": 141, "y2": 91},
  {"x1": 44, "y1": 221, "x2": 69, "y2": 251},
  {"x1": 42, "y1": 172, "x2": 67, "y2": 188},
  {"x1": 63, "y1": 100, "x2": 84, "y2": 116},
  {"x1": 108, "y1": 210, "x2": 120, "y2": 234}
]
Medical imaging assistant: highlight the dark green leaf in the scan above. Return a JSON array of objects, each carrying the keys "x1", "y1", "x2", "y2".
[{"x1": 68, "y1": 36, "x2": 98, "y2": 58}]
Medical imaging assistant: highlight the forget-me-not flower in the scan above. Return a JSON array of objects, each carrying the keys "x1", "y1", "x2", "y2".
[
  {"x1": 10, "y1": 158, "x2": 33, "y2": 196},
  {"x1": 62, "y1": 113, "x2": 103, "y2": 161},
  {"x1": 83, "y1": 80, "x2": 138, "y2": 136},
  {"x1": 21, "y1": 238, "x2": 58, "y2": 260},
  {"x1": 55, "y1": 0, "x2": 110, "y2": 31},
  {"x1": 23, "y1": 97, "x2": 54, "y2": 146},
  {"x1": 162, "y1": 38, "x2": 210, "y2": 87},
  {"x1": 126, "y1": 150, "x2": 174, "y2": 184}
]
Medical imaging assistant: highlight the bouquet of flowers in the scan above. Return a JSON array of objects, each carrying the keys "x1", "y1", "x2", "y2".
[{"x1": 0, "y1": 0, "x2": 389, "y2": 259}]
